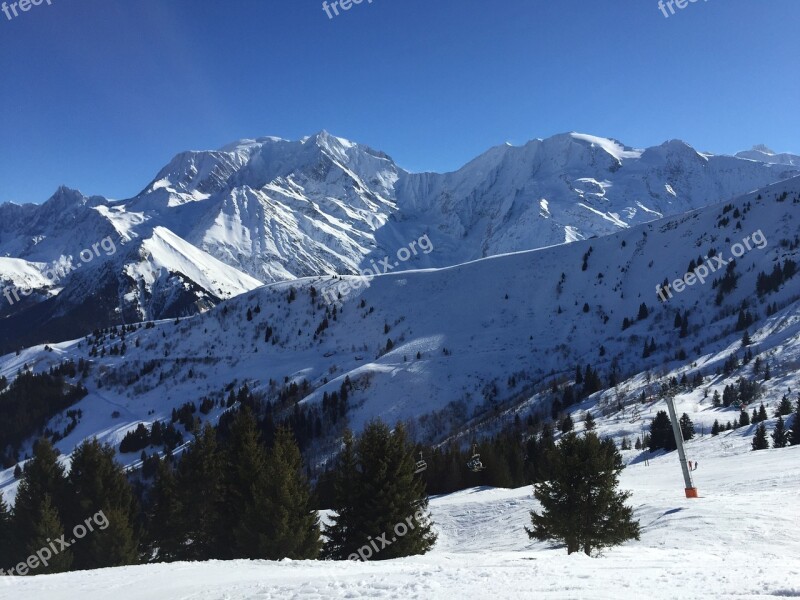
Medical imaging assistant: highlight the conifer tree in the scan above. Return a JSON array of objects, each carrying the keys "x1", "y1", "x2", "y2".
[
  {"x1": 65, "y1": 439, "x2": 139, "y2": 569},
  {"x1": 0, "y1": 494, "x2": 13, "y2": 569},
  {"x1": 711, "y1": 420, "x2": 720, "y2": 436},
  {"x1": 25, "y1": 494, "x2": 73, "y2": 574},
  {"x1": 776, "y1": 395, "x2": 793, "y2": 417},
  {"x1": 222, "y1": 408, "x2": 270, "y2": 559},
  {"x1": 649, "y1": 411, "x2": 677, "y2": 452},
  {"x1": 12, "y1": 439, "x2": 68, "y2": 556},
  {"x1": 679, "y1": 413, "x2": 695, "y2": 440},
  {"x1": 758, "y1": 404, "x2": 768, "y2": 422},
  {"x1": 526, "y1": 432, "x2": 640, "y2": 555},
  {"x1": 177, "y1": 423, "x2": 225, "y2": 560},
  {"x1": 583, "y1": 412, "x2": 596, "y2": 432},
  {"x1": 259, "y1": 427, "x2": 321, "y2": 559},
  {"x1": 751, "y1": 423, "x2": 769, "y2": 451},
  {"x1": 791, "y1": 398, "x2": 800, "y2": 446},
  {"x1": 147, "y1": 458, "x2": 184, "y2": 562},
  {"x1": 771, "y1": 415, "x2": 788, "y2": 449},
  {"x1": 560, "y1": 414, "x2": 574, "y2": 434},
  {"x1": 323, "y1": 430, "x2": 362, "y2": 559},
  {"x1": 324, "y1": 422, "x2": 436, "y2": 560},
  {"x1": 739, "y1": 409, "x2": 750, "y2": 426}
]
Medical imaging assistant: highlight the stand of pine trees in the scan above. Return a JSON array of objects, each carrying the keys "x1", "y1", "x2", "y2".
[
  {"x1": 526, "y1": 431, "x2": 640, "y2": 555},
  {"x1": 2, "y1": 438, "x2": 139, "y2": 574},
  {"x1": 147, "y1": 411, "x2": 321, "y2": 562}
]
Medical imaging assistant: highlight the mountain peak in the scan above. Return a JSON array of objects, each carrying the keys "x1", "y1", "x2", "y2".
[{"x1": 751, "y1": 144, "x2": 776, "y2": 155}]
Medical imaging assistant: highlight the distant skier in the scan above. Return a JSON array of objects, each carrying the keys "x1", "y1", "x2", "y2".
[
  {"x1": 688, "y1": 460, "x2": 693, "y2": 470},
  {"x1": 693, "y1": 461, "x2": 698, "y2": 471}
]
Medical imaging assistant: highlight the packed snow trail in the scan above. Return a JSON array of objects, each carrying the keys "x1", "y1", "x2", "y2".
[{"x1": 2, "y1": 445, "x2": 798, "y2": 599}]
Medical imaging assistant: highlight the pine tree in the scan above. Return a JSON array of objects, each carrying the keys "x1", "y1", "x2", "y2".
[
  {"x1": 222, "y1": 408, "x2": 270, "y2": 559},
  {"x1": 739, "y1": 409, "x2": 750, "y2": 426},
  {"x1": 751, "y1": 423, "x2": 769, "y2": 451},
  {"x1": 791, "y1": 398, "x2": 800, "y2": 446},
  {"x1": 324, "y1": 422, "x2": 436, "y2": 560},
  {"x1": 758, "y1": 404, "x2": 768, "y2": 422},
  {"x1": 776, "y1": 395, "x2": 793, "y2": 417},
  {"x1": 560, "y1": 414, "x2": 574, "y2": 434},
  {"x1": 65, "y1": 439, "x2": 139, "y2": 569},
  {"x1": 526, "y1": 432, "x2": 640, "y2": 555},
  {"x1": 323, "y1": 430, "x2": 362, "y2": 559},
  {"x1": 25, "y1": 494, "x2": 73, "y2": 574},
  {"x1": 771, "y1": 415, "x2": 788, "y2": 448},
  {"x1": 12, "y1": 438, "x2": 68, "y2": 556},
  {"x1": 176, "y1": 423, "x2": 225, "y2": 560},
  {"x1": 583, "y1": 412, "x2": 596, "y2": 432},
  {"x1": 259, "y1": 427, "x2": 321, "y2": 559},
  {"x1": 0, "y1": 494, "x2": 13, "y2": 569},
  {"x1": 649, "y1": 411, "x2": 676, "y2": 452},
  {"x1": 711, "y1": 420, "x2": 720, "y2": 436},
  {"x1": 679, "y1": 413, "x2": 695, "y2": 440},
  {"x1": 146, "y1": 458, "x2": 184, "y2": 562}
]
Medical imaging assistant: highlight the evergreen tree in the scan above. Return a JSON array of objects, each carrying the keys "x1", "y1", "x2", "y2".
[
  {"x1": 738, "y1": 409, "x2": 750, "y2": 426},
  {"x1": 560, "y1": 414, "x2": 574, "y2": 434},
  {"x1": 324, "y1": 422, "x2": 436, "y2": 560},
  {"x1": 12, "y1": 438, "x2": 68, "y2": 556},
  {"x1": 222, "y1": 408, "x2": 270, "y2": 559},
  {"x1": 771, "y1": 415, "x2": 788, "y2": 449},
  {"x1": 65, "y1": 439, "x2": 139, "y2": 569},
  {"x1": 791, "y1": 398, "x2": 800, "y2": 446},
  {"x1": 711, "y1": 420, "x2": 720, "y2": 436},
  {"x1": 25, "y1": 494, "x2": 73, "y2": 574},
  {"x1": 751, "y1": 423, "x2": 769, "y2": 451},
  {"x1": 0, "y1": 494, "x2": 13, "y2": 569},
  {"x1": 323, "y1": 430, "x2": 361, "y2": 559},
  {"x1": 758, "y1": 404, "x2": 768, "y2": 422},
  {"x1": 776, "y1": 395, "x2": 793, "y2": 417},
  {"x1": 526, "y1": 432, "x2": 640, "y2": 555},
  {"x1": 679, "y1": 413, "x2": 695, "y2": 440},
  {"x1": 146, "y1": 458, "x2": 184, "y2": 562},
  {"x1": 259, "y1": 427, "x2": 321, "y2": 559},
  {"x1": 176, "y1": 423, "x2": 225, "y2": 560},
  {"x1": 583, "y1": 412, "x2": 596, "y2": 432},
  {"x1": 649, "y1": 411, "x2": 676, "y2": 452}
]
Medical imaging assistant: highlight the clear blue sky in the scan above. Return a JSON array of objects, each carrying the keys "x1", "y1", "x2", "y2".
[{"x1": 1, "y1": 0, "x2": 798, "y2": 204}]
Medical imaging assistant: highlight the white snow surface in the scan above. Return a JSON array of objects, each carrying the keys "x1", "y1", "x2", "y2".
[{"x1": 1, "y1": 445, "x2": 798, "y2": 599}]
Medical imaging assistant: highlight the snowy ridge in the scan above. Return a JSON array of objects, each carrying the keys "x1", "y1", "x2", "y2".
[{"x1": 1, "y1": 131, "x2": 798, "y2": 353}]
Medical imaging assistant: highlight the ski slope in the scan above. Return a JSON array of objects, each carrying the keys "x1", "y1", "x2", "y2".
[{"x1": 2, "y1": 443, "x2": 798, "y2": 599}]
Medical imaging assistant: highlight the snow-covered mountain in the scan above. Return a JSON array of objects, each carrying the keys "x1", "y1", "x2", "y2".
[
  {"x1": 736, "y1": 144, "x2": 800, "y2": 167},
  {"x1": 1, "y1": 174, "x2": 798, "y2": 487},
  {"x1": 1, "y1": 131, "x2": 798, "y2": 353}
]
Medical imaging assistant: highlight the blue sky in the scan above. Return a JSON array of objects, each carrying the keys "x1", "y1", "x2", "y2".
[{"x1": 0, "y1": 0, "x2": 798, "y2": 204}]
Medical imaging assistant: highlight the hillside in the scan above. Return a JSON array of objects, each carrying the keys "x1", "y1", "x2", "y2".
[{"x1": 1, "y1": 175, "x2": 798, "y2": 494}]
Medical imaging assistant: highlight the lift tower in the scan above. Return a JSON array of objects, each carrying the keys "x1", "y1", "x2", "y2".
[{"x1": 664, "y1": 394, "x2": 698, "y2": 498}]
